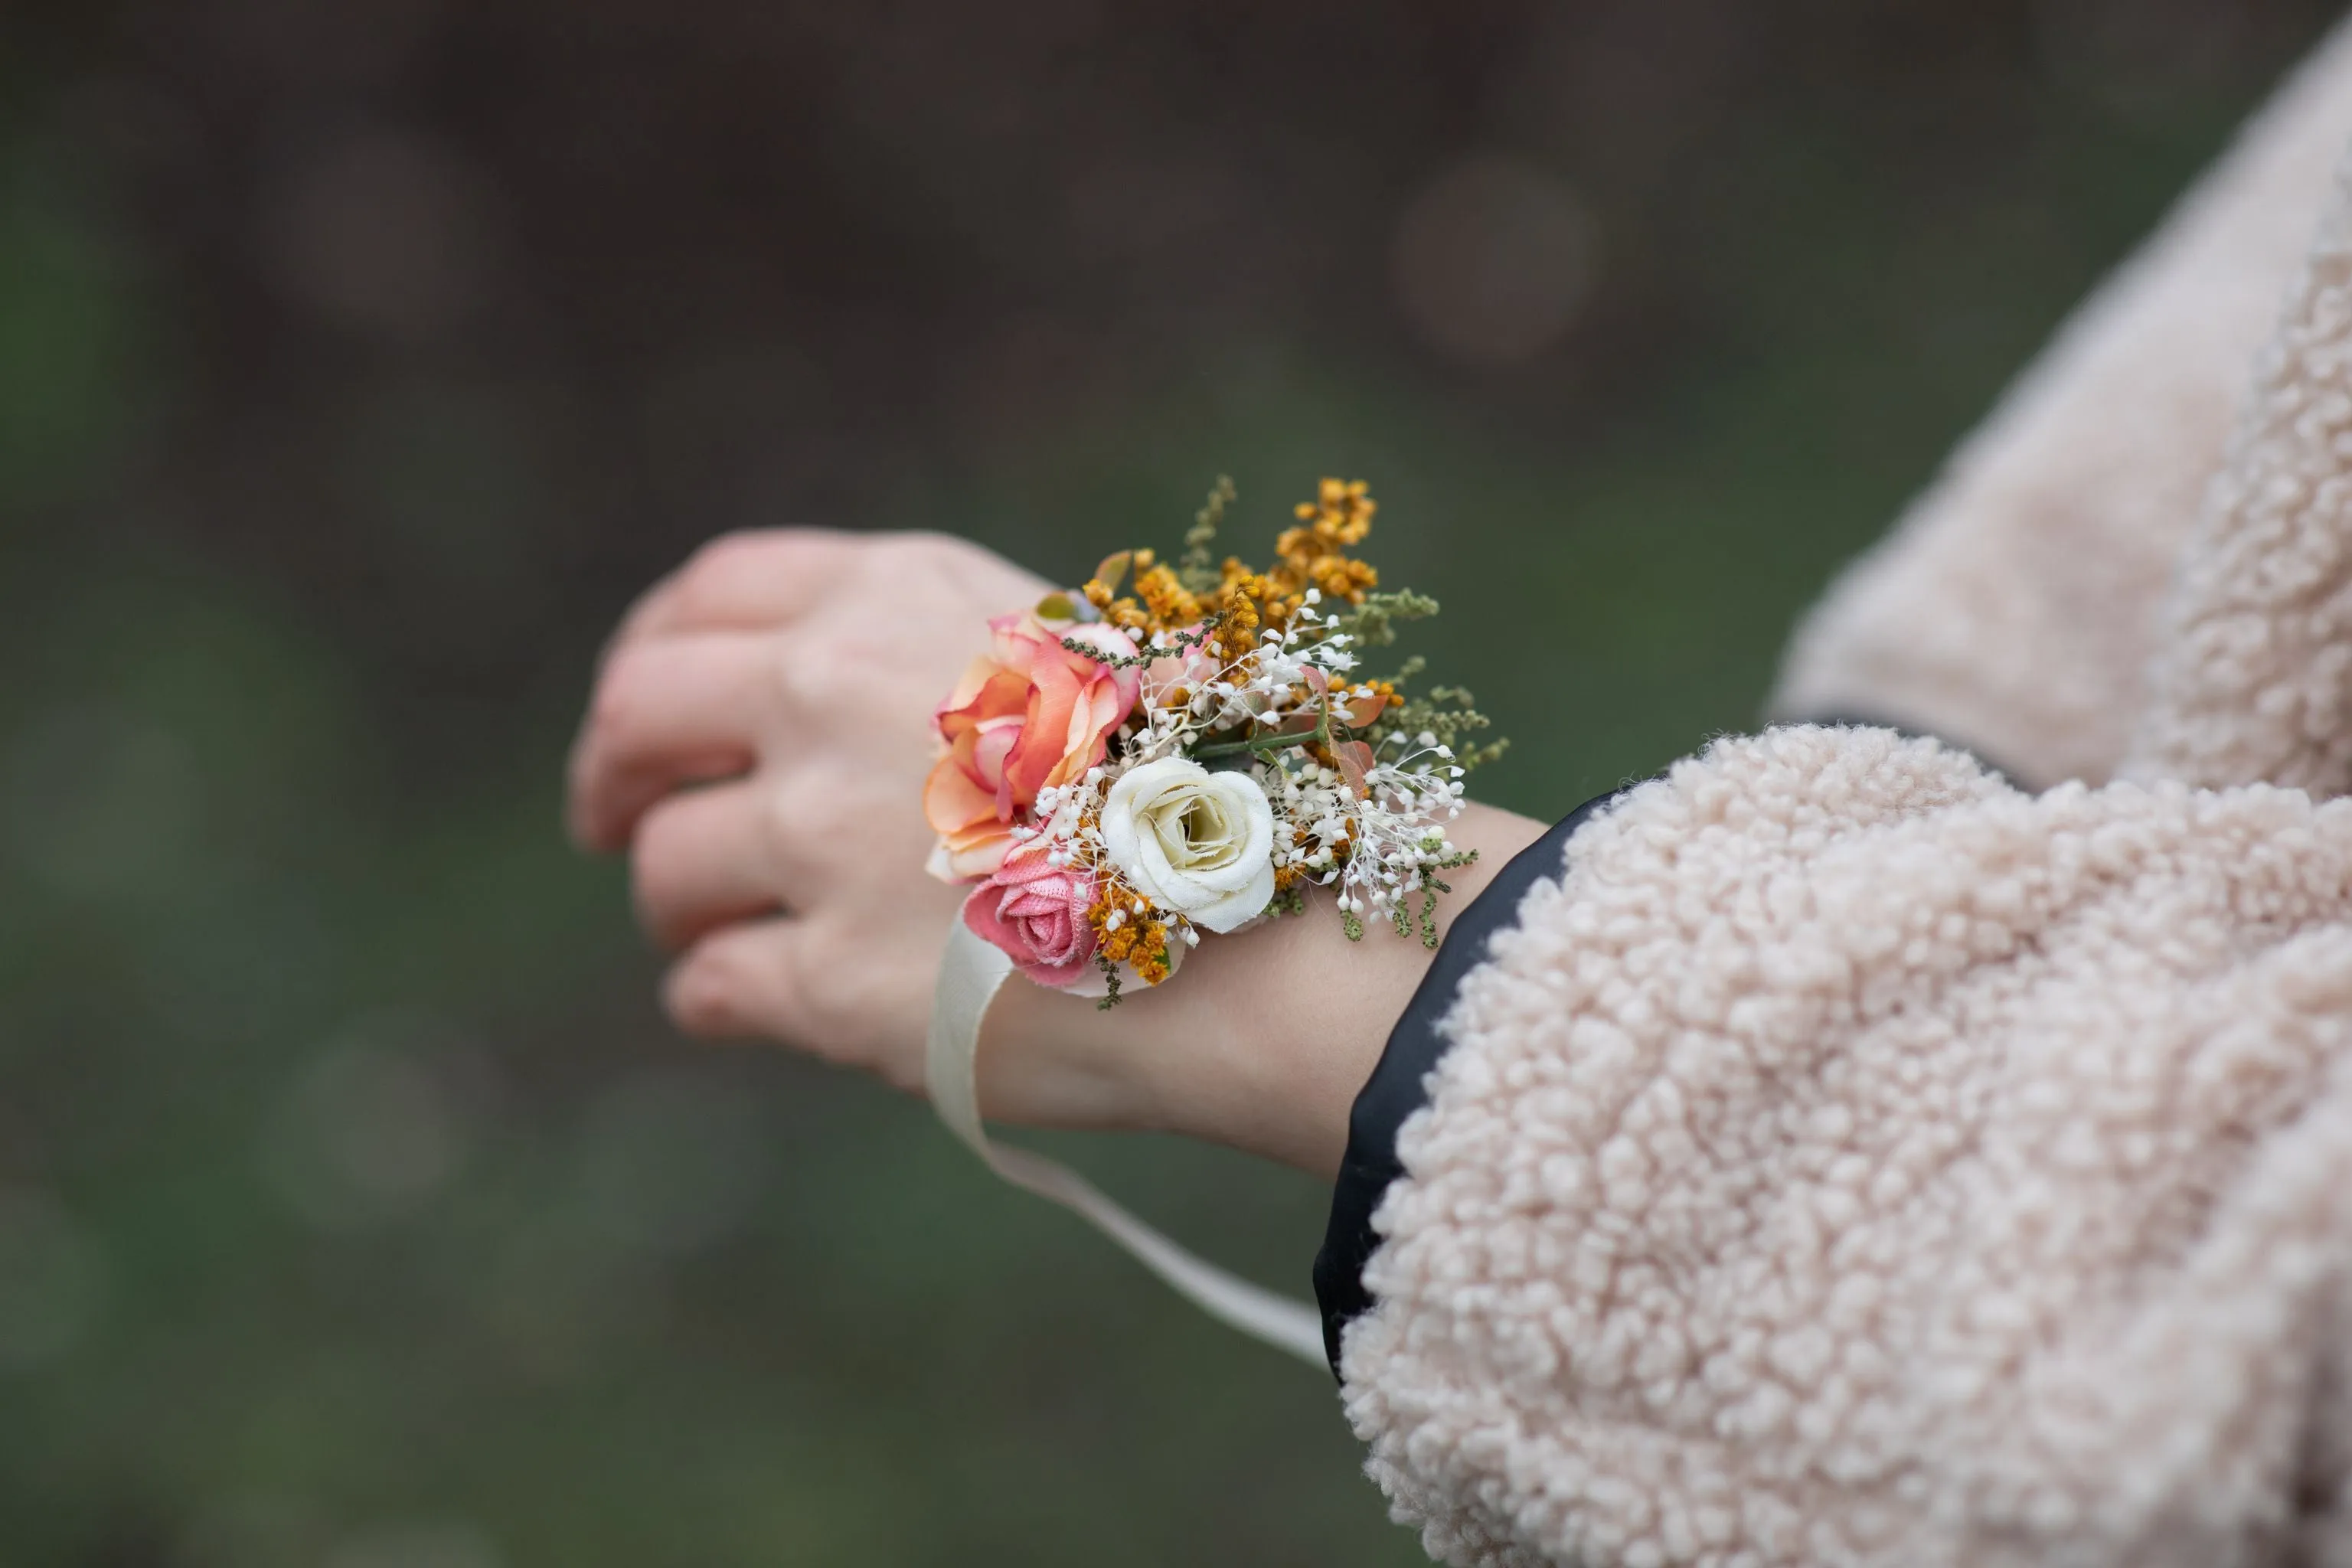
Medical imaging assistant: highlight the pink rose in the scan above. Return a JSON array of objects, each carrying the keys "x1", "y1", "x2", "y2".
[
  {"x1": 961, "y1": 841, "x2": 1099, "y2": 989},
  {"x1": 924, "y1": 610, "x2": 1140, "y2": 881}
]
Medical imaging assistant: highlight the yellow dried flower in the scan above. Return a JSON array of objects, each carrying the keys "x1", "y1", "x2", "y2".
[
  {"x1": 1212, "y1": 575, "x2": 1265, "y2": 665},
  {"x1": 1086, "y1": 872, "x2": 1174, "y2": 985},
  {"x1": 1133, "y1": 563, "x2": 1204, "y2": 630},
  {"x1": 1268, "y1": 478, "x2": 1379, "y2": 605}
]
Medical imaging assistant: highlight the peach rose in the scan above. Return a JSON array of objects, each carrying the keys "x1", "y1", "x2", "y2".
[
  {"x1": 924, "y1": 611, "x2": 1140, "y2": 880},
  {"x1": 961, "y1": 841, "x2": 1099, "y2": 989}
]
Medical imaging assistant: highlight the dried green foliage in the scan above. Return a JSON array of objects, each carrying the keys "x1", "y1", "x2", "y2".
[{"x1": 1178, "y1": 474, "x2": 1236, "y2": 595}]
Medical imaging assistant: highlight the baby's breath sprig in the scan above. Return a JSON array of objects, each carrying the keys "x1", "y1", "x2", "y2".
[{"x1": 1372, "y1": 684, "x2": 1509, "y2": 773}]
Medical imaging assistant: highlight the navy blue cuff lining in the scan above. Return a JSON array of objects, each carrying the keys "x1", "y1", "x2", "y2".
[{"x1": 1308, "y1": 788, "x2": 1628, "y2": 1377}]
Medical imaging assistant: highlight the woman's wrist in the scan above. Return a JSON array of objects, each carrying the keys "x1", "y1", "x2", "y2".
[{"x1": 977, "y1": 802, "x2": 1548, "y2": 1178}]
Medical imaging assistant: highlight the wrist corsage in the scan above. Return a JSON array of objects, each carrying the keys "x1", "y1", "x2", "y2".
[
  {"x1": 921, "y1": 479, "x2": 1508, "y2": 1368},
  {"x1": 923, "y1": 477, "x2": 1506, "y2": 1005}
]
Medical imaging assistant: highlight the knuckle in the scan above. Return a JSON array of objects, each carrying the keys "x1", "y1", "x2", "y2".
[
  {"x1": 782, "y1": 926, "x2": 863, "y2": 1052},
  {"x1": 773, "y1": 637, "x2": 853, "y2": 714},
  {"x1": 663, "y1": 950, "x2": 738, "y2": 1037},
  {"x1": 879, "y1": 527, "x2": 958, "y2": 559},
  {"x1": 679, "y1": 528, "x2": 770, "y2": 585},
  {"x1": 628, "y1": 805, "x2": 686, "y2": 933},
  {"x1": 766, "y1": 767, "x2": 858, "y2": 864},
  {"x1": 756, "y1": 782, "x2": 809, "y2": 873},
  {"x1": 668, "y1": 531, "x2": 773, "y2": 620},
  {"x1": 587, "y1": 648, "x2": 649, "y2": 744},
  {"x1": 679, "y1": 528, "x2": 851, "y2": 606},
  {"x1": 789, "y1": 926, "x2": 916, "y2": 1081},
  {"x1": 868, "y1": 529, "x2": 965, "y2": 583}
]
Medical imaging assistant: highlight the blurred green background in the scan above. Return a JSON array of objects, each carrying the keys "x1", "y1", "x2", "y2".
[{"x1": 1, "y1": 2, "x2": 2340, "y2": 1563}]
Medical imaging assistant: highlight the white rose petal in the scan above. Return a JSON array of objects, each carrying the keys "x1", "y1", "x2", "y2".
[{"x1": 1099, "y1": 757, "x2": 1276, "y2": 934}]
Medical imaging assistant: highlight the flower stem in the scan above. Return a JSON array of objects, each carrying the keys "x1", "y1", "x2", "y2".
[
  {"x1": 1192, "y1": 729, "x2": 1320, "y2": 759},
  {"x1": 1191, "y1": 697, "x2": 1335, "y2": 760}
]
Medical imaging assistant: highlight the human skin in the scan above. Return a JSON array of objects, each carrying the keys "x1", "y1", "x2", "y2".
[{"x1": 567, "y1": 529, "x2": 1547, "y2": 1178}]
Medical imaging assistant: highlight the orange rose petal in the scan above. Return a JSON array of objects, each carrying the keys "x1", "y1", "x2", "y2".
[
  {"x1": 938, "y1": 668, "x2": 1030, "y2": 737},
  {"x1": 923, "y1": 754, "x2": 1001, "y2": 835},
  {"x1": 1044, "y1": 688, "x2": 1112, "y2": 790},
  {"x1": 930, "y1": 610, "x2": 1140, "y2": 836},
  {"x1": 1005, "y1": 659, "x2": 1083, "y2": 802},
  {"x1": 938, "y1": 820, "x2": 1018, "y2": 881},
  {"x1": 935, "y1": 654, "x2": 1000, "y2": 724},
  {"x1": 964, "y1": 719, "x2": 1018, "y2": 815}
]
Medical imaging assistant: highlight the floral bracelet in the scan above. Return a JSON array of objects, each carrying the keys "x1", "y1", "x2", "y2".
[
  {"x1": 920, "y1": 479, "x2": 1508, "y2": 1366},
  {"x1": 923, "y1": 476, "x2": 1507, "y2": 1004}
]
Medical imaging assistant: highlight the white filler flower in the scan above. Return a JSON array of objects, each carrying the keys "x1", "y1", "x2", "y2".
[{"x1": 1099, "y1": 757, "x2": 1276, "y2": 933}]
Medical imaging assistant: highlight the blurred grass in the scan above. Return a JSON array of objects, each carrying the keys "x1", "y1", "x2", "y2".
[{"x1": 0, "y1": 11, "x2": 2318, "y2": 1566}]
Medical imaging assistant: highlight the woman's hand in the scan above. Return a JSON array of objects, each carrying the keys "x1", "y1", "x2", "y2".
[
  {"x1": 569, "y1": 528, "x2": 1547, "y2": 1176},
  {"x1": 569, "y1": 529, "x2": 1044, "y2": 1086}
]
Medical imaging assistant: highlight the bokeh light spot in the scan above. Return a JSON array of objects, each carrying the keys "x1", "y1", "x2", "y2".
[{"x1": 1390, "y1": 153, "x2": 1601, "y2": 369}]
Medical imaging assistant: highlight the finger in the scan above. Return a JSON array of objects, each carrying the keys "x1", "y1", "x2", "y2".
[
  {"x1": 569, "y1": 632, "x2": 780, "y2": 851},
  {"x1": 663, "y1": 916, "x2": 820, "y2": 1047},
  {"x1": 631, "y1": 778, "x2": 791, "y2": 951},
  {"x1": 664, "y1": 906, "x2": 939, "y2": 1094},
  {"x1": 609, "y1": 530, "x2": 862, "y2": 660}
]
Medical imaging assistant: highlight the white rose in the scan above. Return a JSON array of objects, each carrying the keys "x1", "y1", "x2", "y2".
[{"x1": 1099, "y1": 758, "x2": 1276, "y2": 934}]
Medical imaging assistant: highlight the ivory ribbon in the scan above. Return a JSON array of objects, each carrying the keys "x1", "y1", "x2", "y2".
[{"x1": 926, "y1": 920, "x2": 1329, "y2": 1368}]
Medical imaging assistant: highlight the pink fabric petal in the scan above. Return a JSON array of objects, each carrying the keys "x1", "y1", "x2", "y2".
[{"x1": 959, "y1": 844, "x2": 1099, "y2": 987}]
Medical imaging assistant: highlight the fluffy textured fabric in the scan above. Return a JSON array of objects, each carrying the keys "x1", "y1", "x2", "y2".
[
  {"x1": 1340, "y1": 25, "x2": 2352, "y2": 1566},
  {"x1": 1769, "y1": 17, "x2": 2352, "y2": 789},
  {"x1": 2125, "y1": 140, "x2": 2352, "y2": 798},
  {"x1": 1342, "y1": 727, "x2": 2352, "y2": 1567}
]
